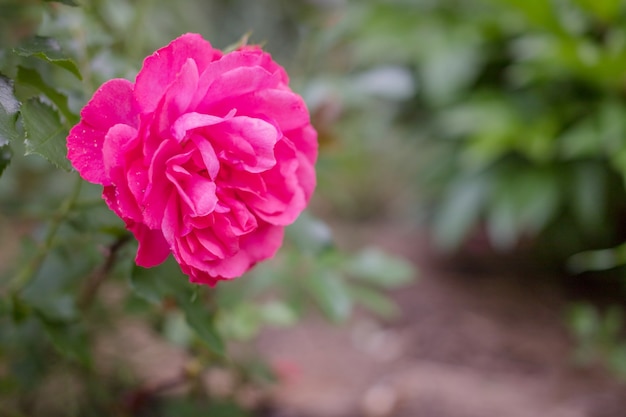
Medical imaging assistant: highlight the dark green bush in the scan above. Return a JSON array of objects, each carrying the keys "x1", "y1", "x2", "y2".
[{"x1": 338, "y1": 0, "x2": 626, "y2": 263}]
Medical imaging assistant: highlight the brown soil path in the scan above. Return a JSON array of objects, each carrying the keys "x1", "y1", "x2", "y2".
[{"x1": 258, "y1": 223, "x2": 626, "y2": 417}]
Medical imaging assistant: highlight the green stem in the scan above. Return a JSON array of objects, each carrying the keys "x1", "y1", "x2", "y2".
[{"x1": 9, "y1": 175, "x2": 83, "y2": 293}]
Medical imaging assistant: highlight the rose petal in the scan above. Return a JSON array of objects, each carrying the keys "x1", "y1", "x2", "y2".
[
  {"x1": 209, "y1": 116, "x2": 279, "y2": 173},
  {"x1": 67, "y1": 78, "x2": 137, "y2": 185},
  {"x1": 135, "y1": 33, "x2": 221, "y2": 113},
  {"x1": 128, "y1": 222, "x2": 171, "y2": 267}
]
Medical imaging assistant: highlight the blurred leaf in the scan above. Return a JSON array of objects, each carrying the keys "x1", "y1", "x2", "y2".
[
  {"x1": 349, "y1": 285, "x2": 400, "y2": 319},
  {"x1": 129, "y1": 264, "x2": 163, "y2": 304},
  {"x1": 32, "y1": 294, "x2": 78, "y2": 323},
  {"x1": 130, "y1": 256, "x2": 198, "y2": 302},
  {"x1": 131, "y1": 259, "x2": 226, "y2": 355},
  {"x1": 218, "y1": 303, "x2": 261, "y2": 340},
  {"x1": 10, "y1": 294, "x2": 31, "y2": 323},
  {"x1": 178, "y1": 295, "x2": 225, "y2": 356},
  {"x1": 42, "y1": 321, "x2": 90, "y2": 366},
  {"x1": 0, "y1": 144, "x2": 11, "y2": 177},
  {"x1": 286, "y1": 212, "x2": 333, "y2": 254},
  {"x1": 567, "y1": 242, "x2": 626, "y2": 273},
  {"x1": 17, "y1": 66, "x2": 79, "y2": 124},
  {"x1": 163, "y1": 310, "x2": 194, "y2": 347},
  {"x1": 164, "y1": 398, "x2": 250, "y2": 417},
  {"x1": 569, "y1": 303, "x2": 599, "y2": 340},
  {"x1": 433, "y1": 175, "x2": 489, "y2": 249},
  {"x1": 492, "y1": 0, "x2": 561, "y2": 31},
  {"x1": 21, "y1": 98, "x2": 72, "y2": 170},
  {"x1": 346, "y1": 247, "x2": 415, "y2": 288},
  {"x1": 223, "y1": 31, "x2": 252, "y2": 53},
  {"x1": 420, "y1": 35, "x2": 483, "y2": 105},
  {"x1": 0, "y1": 74, "x2": 21, "y2": 148},
  {"x1": 20, "y1": 243, "x2": 95, "y2": 323},
  {"x1": 259, "y1": 301, "x2": 298, "y2": 327},
  {"x1": 571, "y1": 163, "x2": 606, "y2": 230},
  {"x1": 304, "y1": 270, "x2": 352, "y2": 322},
  {"x1": 574, "y1": 0, "x2": 621, "y2": 22},
  {"x1": 486, "y1": 167, "x2": 561, "y2": 249},
  {"x1": 14, "y1": 36, "x2": 82, "y2": 79},
  {"x1": 351, "y1": 65, "x2": 416, "y2": 101},
  {"x1": 558, "y1": 117, "x2": 599, "y2": 158},
  {"x1": 44, "y1": 0, "x2": 80, "y2": 5}
]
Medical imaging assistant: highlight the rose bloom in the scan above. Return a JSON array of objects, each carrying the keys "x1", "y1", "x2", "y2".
[{"x1": 67, "y1": 33, "x2": 317, "y2": 286}]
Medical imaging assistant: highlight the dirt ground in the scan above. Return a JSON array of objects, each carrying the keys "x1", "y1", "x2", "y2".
[{"x1": 257, "y1": 223, "x2": 626, "y2": 417}]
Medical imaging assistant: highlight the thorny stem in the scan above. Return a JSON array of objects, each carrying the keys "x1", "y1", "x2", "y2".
[
  {"x1": 78, "y1": 232, "x2": 132, "y2": 311},
  {"x1": 8, "y1": 174, "x2": 83, "y2": 294}
]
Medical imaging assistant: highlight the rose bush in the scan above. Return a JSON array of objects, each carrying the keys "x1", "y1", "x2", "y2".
[{"x1": 67, "y1": 33, "x2": 317, "y2": 286}]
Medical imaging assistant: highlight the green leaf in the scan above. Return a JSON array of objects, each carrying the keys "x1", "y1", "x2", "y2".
[
  {"x1": 567, "y1": 242, "x2": 626, "y2": 273},
  {"x1": 433, "y1": 175, "x2": 489, "y2": 250},
  {"x1": 163, "y1": 311, "x2": 194, "y2": 347},
  {"x1": 178, "y1": 295, "x2": 225, "y2": 356},
  {"x1": 129, "y1": 256, "x2": 190, "y2": 303},
  {"x1": 304, "y1": 270, "x2": 352, "y2": 322},
  {"x1": 286, "y1": 211, "x2": 333, "y2": 254},
  {"x1": 0, "y1": 74, "x2": 21, "y2": 147},
  {"x1": 44, "y1": 0, "x2": 80, "y2": 5},
  {"x1": 130, "y1": 259, "x2": 225, "y2": 355},
  {"x1": 0, "y1": 144, "x2": 11, "y2": 177},
  {"x1": 346, "y1": 247, "x2": 415, "y2": 289},
  {"x1": 259, "y1": 301, "x2": 298, "y2": 327},
  {"x1": 42, "y1": 321, "x2": 90, "y2": 365},
  {"x1": 17, "y1": 66, "x2": 79, "y2": 124},
  {"x1": 14, "y1": 36, "x2": 82, "y2": 80},
  {"x1": 218, "y1": 304, "x2": 262, "y2": 340},
  {"x1": 21, "y1": 98, "x2": 72, "y2": 171},
  {"x1": 349, "y1": 285, "x2": 400, "y2": 319},
  {"x1": 129, "y1": 264, "x2": 164, "y2": 304}
]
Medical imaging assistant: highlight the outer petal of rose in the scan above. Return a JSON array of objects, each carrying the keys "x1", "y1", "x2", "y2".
[
  {"x1": 295, "y1": 150, "x2": 316, "y2": 202},
  {"x1": 128, "y1": 222, "x2": 171, "y2": 267},
  {"x1": 101, "y1": 124, "x2": 144, "y2": 221},
  {"x1": 80, "y1": 78, "x2": 138, "y2": 130},
  {"x1": 101, "y1": 123, "x2": 139, "y2": 179},
  {"x1": 210, "y1": 88, "x2": 310, "y2": 132},
  {"x1": 239, "y1": 141, "x2": 306, "y2": 225},
  {"x1": 194, "y1": 66, "x2": 279, "y2": 111},
  {"x1": 134, "y1": 33, "x2": 221, "y2": 113},
  {"x1": 188, "y1": 224, "x2": 284, "y2": 284},
  {"x1": 154, "y1": 58, "x2": 199, "y2": 136},
  {"x1": 286, "y1": 124, "x2": 318, "y2": 166},
  {"x1": 235, "y1": 46, "x2": 290, "y2": 84},
  {"x1": 190, "y1": 48, "x2": 289, "y2": 109},
  {"x1": 67, "y1": 78, "x2": 137, "y2": 185}
]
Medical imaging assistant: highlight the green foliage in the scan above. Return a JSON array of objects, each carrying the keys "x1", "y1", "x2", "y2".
[
  {"x1": 0, "y1": 75, "x2": 20, "y2": 147},
  {"x1": 568, "y1": 304, "x2": 626, "y2": 378},
  {"x1": 0, "y1": 75, "x2": 19, "y2": 177},
  {"x1": 22, "y1": 98, "x2": 72, "y2": 171},
  {"x1": 0, "y1": 2, "x2": 418, "y2": 415},
  {"x1": 130, "y1": 258, "x2": 227, "y2": 356},
  {"x1": 335, "y1": 0, "x2": 626, "y2": 261},
  {"x1": 13, "y1": 36, "x2": 81, "y2": 79},
  {"x1": 17, "y1": 65, "x2": 78, "y2": 124},
  {"x1": 44, "y1": 0, "x2": 79, "y2": 5}
]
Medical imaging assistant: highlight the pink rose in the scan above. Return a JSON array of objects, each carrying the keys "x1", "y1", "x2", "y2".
[{"x1": 67, "y1": 33, "x2": 317, "y2": 286}]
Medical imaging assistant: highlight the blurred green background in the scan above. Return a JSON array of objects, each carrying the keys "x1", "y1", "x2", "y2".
[{"x1": 3, "y1": 0, "x2": 626, "y2": 415}]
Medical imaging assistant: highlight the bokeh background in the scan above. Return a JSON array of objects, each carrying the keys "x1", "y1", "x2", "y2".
[{"x1": 2, "y1": 0, "x2": 626, "y2": 416}]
